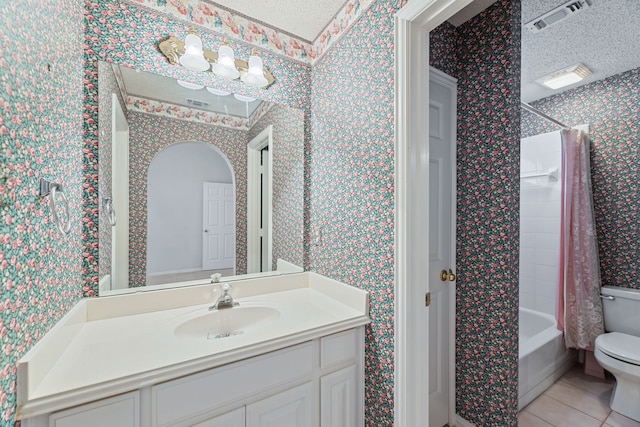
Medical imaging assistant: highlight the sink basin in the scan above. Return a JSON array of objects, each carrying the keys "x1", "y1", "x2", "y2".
[{"x1": 174, "y1": 306, "x2": 280, "y2": 339}]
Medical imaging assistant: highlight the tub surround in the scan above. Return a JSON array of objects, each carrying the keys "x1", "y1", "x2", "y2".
[
  {"x1": 518, "y1": 308, "x2": 574, "y2": 410},
  {"x1": 17, "y1": 272, "x2": 370, "y2": 420}
]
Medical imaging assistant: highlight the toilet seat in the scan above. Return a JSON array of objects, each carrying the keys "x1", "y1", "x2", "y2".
[{"x1": 596, "y1": 332, "x2": 640, "y2": 366}]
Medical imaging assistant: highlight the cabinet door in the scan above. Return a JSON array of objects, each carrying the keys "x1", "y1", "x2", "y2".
[
  {"x1": 321, "y1": 365, "x2": 357, "y2": 427},
  {"x1": 190, "y1": 407, "x2": 245, "y2": 427},
  {"x1": 49, "y1": 391, "x2": 139, "y2": 427},
  {"x1": 246, "y1": 382, "x2": 313, "y2": 427}
]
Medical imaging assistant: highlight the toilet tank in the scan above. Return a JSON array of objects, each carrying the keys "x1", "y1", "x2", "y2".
[{"x1": 601, "y1": 286, "x2": 640, "y2": 336}]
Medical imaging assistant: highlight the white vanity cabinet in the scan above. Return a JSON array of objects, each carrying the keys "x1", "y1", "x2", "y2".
[
  {"x1": 25, "y1": 327, "x2": 364, "y2": 427},
  {"x1": 18, "y1": 273, "x2": 370, "y2": 427}
]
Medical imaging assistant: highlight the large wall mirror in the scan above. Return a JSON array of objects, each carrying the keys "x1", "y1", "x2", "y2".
[{"x1": 97, "y1": 62, "x2": 304, "y2": 294}]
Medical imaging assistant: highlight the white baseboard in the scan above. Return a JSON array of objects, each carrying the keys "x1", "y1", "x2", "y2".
[{"x1": 455, "y1": 415, "x2": 475, "y2": 427}]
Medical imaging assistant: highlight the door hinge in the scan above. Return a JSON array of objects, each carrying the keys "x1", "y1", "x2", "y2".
[{"x1": 425, "y1": 292, "x2": 431, "y2": 307}]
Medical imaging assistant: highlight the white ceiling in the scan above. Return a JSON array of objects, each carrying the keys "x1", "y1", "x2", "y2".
[
  {"x1": 123, "y1": 0, "x2": 639, "y2": 111},
  {"x1": 520, "y1": 0, "x2": 640, "y2": 102},
  {"x1": 212, "y1": 0, "x2": 349, "y2": 42},
  {"x1": 453, "y1": 0, "x2": 640, "y2": 102}
]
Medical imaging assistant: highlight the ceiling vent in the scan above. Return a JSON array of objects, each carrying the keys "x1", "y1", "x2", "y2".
[
  {"x1": 525, "y1": 0, "x2": 592, "y2": 33},
  {"x1": 186, "y1": 98, "x2": 209, "y2": 108}
]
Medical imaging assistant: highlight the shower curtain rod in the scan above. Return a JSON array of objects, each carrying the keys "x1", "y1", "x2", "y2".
[{"x1": 520, "y1": 101, "x2": 572, "y2": 130}]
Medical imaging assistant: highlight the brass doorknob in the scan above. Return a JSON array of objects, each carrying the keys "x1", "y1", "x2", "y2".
[{"x1": 440, "y1": 269, "x2": 456, "y2": 282}]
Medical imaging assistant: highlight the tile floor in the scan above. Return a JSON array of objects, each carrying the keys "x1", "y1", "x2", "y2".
[{"x1": 519, "y1": 366, "x2": 640, "y2": 427}]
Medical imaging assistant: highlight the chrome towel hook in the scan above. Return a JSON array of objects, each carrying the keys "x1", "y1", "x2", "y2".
[{"x1": 40, "y1": 178, "x2": 71, "y2": 235}]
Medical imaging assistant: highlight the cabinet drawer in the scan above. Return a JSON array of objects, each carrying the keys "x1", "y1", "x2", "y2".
[
  {"x1": 152, "y1": 342, "x2": 314, "y2": 426},
  {"x1": 49, "y1": 391, "x2": 139, "y2": 427},
  {"x1": 320, "y1": 329, "x2": 358, "y2": 369}
]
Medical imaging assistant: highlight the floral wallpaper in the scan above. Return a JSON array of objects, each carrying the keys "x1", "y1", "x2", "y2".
[
  {"x1": 127, "y1": 112, "x2": 249, "y2": 285},
  {"x1": 0, "y1": 0, "x2": 84, "y2": 424},
  {"x1": 454, "y1": 1, "x2": 521, "y2": 425},
  {"x1": 0, "y1": 0, "x2": 527, "y2": 425},
  {"x1": 430, "y1": 21, "x2": 458, "y2": 77},
  {"x1": 310, "y1": 0, "x2": 397, "y2": 423},
  {"x1": 248, "y1": 104, "x2": 305, "y2": 271},
  {"x1": 521, "y1": 67, "x2": 640, "y2": 291}
]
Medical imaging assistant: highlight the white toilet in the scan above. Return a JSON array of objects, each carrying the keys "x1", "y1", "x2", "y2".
[{"x1": 594, "y1": 285, "x2": 640, "y2": 422}]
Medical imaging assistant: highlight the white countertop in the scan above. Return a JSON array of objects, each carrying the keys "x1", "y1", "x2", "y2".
[{"x1": 17, "y1": 272, "x2": 370, "y2": 419}]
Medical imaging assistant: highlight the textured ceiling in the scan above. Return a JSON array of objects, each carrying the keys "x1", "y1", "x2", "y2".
[
  {"x1": 521, "y1": 0, "x2": 640, "y2": 102},
  {"x1": 452, "y1": 0, "x2": 640, "y2": 102},
  {"x1": 212, "y1": 0, "x2": 348, "y2": 42},
  {"x1": 124, "y1": 0, "x2": 639, "y2": 109}
]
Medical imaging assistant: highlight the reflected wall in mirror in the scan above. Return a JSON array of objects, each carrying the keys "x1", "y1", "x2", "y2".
[{"x1": 98, "y1": 62, "x2": 304, "y2": 293}]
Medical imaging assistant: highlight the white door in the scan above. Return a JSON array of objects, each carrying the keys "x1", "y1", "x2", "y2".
[
  {"x1": 202, "y1": 182, "x2": 235, "y2": 270},
  {"x1": 428, "y1": 69, "x2": 457, "y2": 427}
]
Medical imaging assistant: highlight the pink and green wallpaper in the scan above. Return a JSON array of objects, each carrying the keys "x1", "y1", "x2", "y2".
[
  {"x1": 521, "y1": 67, "x2": 640, "y2": 290},
  {"x1": 311, "y1": 0, "x2": 521, "y2": 424},
  {"x1": 248, "y1": 104, "x2": 305, "y2": 270},
  {"x1": 0, "y1": 0, "x2": 84, "y2": 425},
  {"x1": 455, "y1": 0, "x2": 521, "y2": 424},
  {"x1": 0, "y1": 0, "x2": 529, "y2": 424},
  {"x1": 310, "y1": 1, "x2": 398, "y2": 423}
]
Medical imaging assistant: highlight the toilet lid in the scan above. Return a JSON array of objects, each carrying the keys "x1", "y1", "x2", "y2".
[{"x1": 596, "y1": 332, "x2": 640, "y2": 365}]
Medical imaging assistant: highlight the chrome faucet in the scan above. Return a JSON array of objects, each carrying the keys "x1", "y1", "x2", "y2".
[{"x1": 209, "y1": 283, "x2": 239, "y2": 311}]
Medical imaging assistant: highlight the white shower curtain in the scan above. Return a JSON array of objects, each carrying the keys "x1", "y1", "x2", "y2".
[{"x1": 556, "y1": 129, "x2": 604, "y2": 350}]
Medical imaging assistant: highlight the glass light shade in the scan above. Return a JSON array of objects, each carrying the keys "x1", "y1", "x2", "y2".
[
  {"x1": 233, "y1": 94, "x2": 256, "y2": 102},
  {"x1": 206, "y1": 87, "x2": 231, "y2": 96},
  {"x1": 212, "y1": 45, "x2": 240, "y2": 80},
  {"x1": 177, "y1": 80, "x2": 205, "y2": 90},
  {"x1": 179, "y1": 33, "x2": 210, "y2": 72},
  {"x1": 241, "y1": 55, "x2": 268, "y2": 88}
]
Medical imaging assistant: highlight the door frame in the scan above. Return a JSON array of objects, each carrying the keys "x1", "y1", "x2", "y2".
[
  {"x1": 247, "y1": 125, "x2": 273, "y2": 273},
  {"x1": 111, "y1": 93, "x2": 129, "y2": 291},
  {"x1": 394, "y1": 0, "x2": 471, "y2": 425}
]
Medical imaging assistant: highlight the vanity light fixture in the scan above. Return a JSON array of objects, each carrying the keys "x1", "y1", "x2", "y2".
[
  {"x1": 536, "y1": 63, "x2": 592, "y2": 90},
  {"x1": 160, "y1": 32, "x2": 276, "y2": 89}
]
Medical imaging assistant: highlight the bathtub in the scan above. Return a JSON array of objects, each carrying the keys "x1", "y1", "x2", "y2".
[{"x1": 519, "y1": 307, "x2": 575, "y2": 409}]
